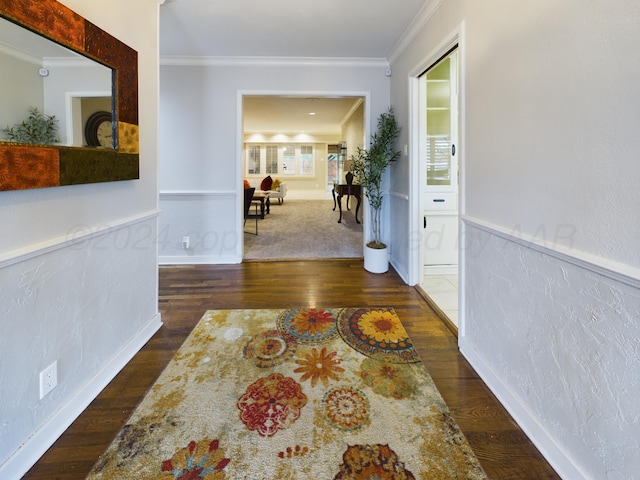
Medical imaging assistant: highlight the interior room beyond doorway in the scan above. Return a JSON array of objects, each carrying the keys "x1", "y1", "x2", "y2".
[{"x1": 241, "y1": 94, "x2": 366, "y2": 259}]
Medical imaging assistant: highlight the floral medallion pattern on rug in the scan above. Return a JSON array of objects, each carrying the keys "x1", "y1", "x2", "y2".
[
  {"x1": 278, "y1": 307, "x2": 338, "y2": 344},
  {"x1": 86, "y1": 308, "x2": 487, "y2": 480},
  {"x1": 323, "y1": 386, "x2": 371, "y2": 431},
  {"x1": 293, "y1": 346, "x2": 345, "y2": 387},
  {"x1": 359, "y1": 353, "x2": 418, "y2": 399},
  {"x1": 337, "y1": 307, "x2": 420, "y2": 363},
  {"x1": 160, "y1": 438, "x2": 229, "y2": 479},
  {"x1": 334, "y1": 444, "x2": 415, "y2": 480},
  {"x1": 237, "y1": 373, "x2": 307, "y2": 437},
  {"x1": 243, "y1": 329, "x2": 296, "y2": 368}
]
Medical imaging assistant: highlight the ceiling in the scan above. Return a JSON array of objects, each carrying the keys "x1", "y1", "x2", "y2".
[
  {"x1": 0, "y1": 16, "x2": 82, "y2": 59},
  {"x1": 159, "y1": 0, "x2": 428, "y2": 59},
  {"x1": 159, "y1": 0, "x2": 430, "y2": 135},
  {"x1": 3, "y1": 1, "x2": 432, "y2": 135},
  {"x1": 243, "y1": 96, "x2": 363, "y2": 135}
]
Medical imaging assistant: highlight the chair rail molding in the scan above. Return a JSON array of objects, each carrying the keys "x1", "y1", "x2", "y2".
[
  {"x1": 0, "y1": 209, "x2": 160, "y2": 269},
  {"x1": 461, "y1": 214, "x2": 640, "y2": 289}
]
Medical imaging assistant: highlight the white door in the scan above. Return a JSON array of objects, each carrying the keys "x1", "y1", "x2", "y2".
[{"x1": 419, "y1": 49, "x2": 459, "y2": 268}]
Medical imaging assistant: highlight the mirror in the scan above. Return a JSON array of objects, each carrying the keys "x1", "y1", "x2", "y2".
[
  {"x1": 0, "y1": 0, "x2": 139, "y2": 191},
  {"x1": 0, "y1": 16, "x2": 114, "y2": 148}
]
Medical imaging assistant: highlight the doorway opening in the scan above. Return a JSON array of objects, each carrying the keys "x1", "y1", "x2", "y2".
[
  {"x1": 415, "y1": 46, "x2": 460, "y2": 333},
  {"x1": 64, "y1": 92, "x2": 111, "y2": 147},
  {"x1": 240, "y1": 94, "x2": 366, "y2": 260}
]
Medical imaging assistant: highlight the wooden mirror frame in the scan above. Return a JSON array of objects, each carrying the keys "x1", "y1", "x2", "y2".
[{"x1": 0, "y1": 0, "x2": 139, "y2": 191}]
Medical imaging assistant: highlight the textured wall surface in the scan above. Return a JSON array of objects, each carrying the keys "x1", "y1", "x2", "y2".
[
  {"x1": 387, "y1": 0, "x2": 640, "y2": 477},
  {"x1": 0, "y1": 0, "x2": 160, "y2": 476},
  {"x1": 0, "y1": 218, "x2": 158, "y2": 470},
  {"x1": 463, "y1": 222, "x2": 640, "y2": 478}
]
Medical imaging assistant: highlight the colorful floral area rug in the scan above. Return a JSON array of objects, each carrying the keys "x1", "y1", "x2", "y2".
[{"x1": 87, "y1": 308, "x2": 487, "y2": 479}]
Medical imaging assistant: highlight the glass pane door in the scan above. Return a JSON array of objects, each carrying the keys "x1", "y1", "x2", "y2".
[{"x1": 424, "y1": 51, "x2": 458, "y2": 189}]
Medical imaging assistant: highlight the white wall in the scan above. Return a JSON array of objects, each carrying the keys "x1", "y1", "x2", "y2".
[
  {"x1": 0, "y1": 53, "x2": 44, "y2": 135},
  {"x1": 0, "y1": 0, "x2": 160, "y2": 478},
  {"x1": 159, "y1": 61, "x2": 389, "y2": 264},
  {"x1": 44, "y1": 63, "x2": 112, "y2": 146},
  {"x1": 341, "y1": 100, "x2": 365, "y2": 173},
  {"x1": 389, "y1": 0, "x2": 640, "y2": 478}
]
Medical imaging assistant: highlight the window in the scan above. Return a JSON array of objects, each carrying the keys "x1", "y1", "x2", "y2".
[
  {"x1": 282, "y1": 145, "x2": 296, "y2": 175},
  {"x1": 266, "y1": 145, "x2": 278, "y2": 174},
  {"x1": 245, "y1": 143, "x2": 316, "y2": 177},
  {"x1": 300, "y1": 145, "x2": 314, "y2": 175},
  {"x1": 247, "y1": 145, "x2": 260, "y2": 175}
]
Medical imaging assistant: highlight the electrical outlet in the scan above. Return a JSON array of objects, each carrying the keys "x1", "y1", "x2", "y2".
[
  {"x1": 182, "y1": 235, "x2": 190, "y2": 250},
  {"x1": 39, "y1": 361, "x2": 58, "y2": 399}
]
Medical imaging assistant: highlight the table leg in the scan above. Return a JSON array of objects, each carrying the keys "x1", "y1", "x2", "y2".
[
  {"x1": 332, "y1": 188, "x2": 337, "y2": 211},
  {"x1": 354, "y1": 194, "x2": 361, "y2": 224},
  {"x1": 266, "y1": 197, "x2": 271, "y2": 215},
  {"x1": 336, "y1": 193, "x2": 344, "y2": 223}
]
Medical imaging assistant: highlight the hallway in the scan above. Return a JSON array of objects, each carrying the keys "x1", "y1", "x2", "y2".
[{"x1": 23, "y1": 260, "x2": 558, "y2": 479}]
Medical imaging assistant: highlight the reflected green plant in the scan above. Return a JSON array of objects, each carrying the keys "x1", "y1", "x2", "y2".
[{"x1": 3, "y1": 106, "x2": 59, "y2": 145}]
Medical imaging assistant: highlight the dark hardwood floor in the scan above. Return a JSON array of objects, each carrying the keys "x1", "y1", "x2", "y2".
[{"x1": 23, "y1": 260, "x2": 559, "y2": 479}]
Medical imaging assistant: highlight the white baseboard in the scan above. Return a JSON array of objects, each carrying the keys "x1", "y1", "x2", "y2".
[
  {"x1": 159, "y1": 254, "x2": 240, "y2": 265},
  {"x1": 459, "y1": 337, "x2": 585, "y2": 480},
  {"x1": 390, "y1": 256, "x2": 409, "y2": 283},
  {"x1": 423, "y1": 264, "x2": 458, "y2": 275},
  {"x1": 0, "y1": 314, "x2": 162, "y2": 480}
]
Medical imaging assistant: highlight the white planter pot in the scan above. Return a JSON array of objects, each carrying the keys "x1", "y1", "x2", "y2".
[{"x1": 364, "y1": 244, "x2": 388, "y2": 273}]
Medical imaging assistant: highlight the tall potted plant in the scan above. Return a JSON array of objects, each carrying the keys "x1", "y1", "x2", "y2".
[{"x1": 350, "y1": 107, "x2": 401, "y2": 273}]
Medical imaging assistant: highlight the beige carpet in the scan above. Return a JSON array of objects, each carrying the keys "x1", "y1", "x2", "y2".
[
  {"x1": 244, "y1": 199, "x2": 363, "y2": 260},
  {"x1": 87, "y1": 308, "x2": 487, "y2": 479}
]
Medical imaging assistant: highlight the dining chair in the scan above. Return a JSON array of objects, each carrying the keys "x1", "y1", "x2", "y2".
[{"x1": 243, "y1": 187, "x2": 259, "y2": 234}]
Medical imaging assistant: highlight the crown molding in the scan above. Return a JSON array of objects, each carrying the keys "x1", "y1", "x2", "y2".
[
  {"x1": 43, "y1": 57, "x2": 102, "y2": 68},
  {"x1": 0, "y1": 42, "x2": 41, "y2": 65},
  {"x1": 160, "y1": 55, "x2": 389, "y2": 68},
  {"x1": 0, "y1": 42, "x2": 101, "y2": 68},
  {"x1": 387, "y1": 0, "x2": 445, "y2": 64}
]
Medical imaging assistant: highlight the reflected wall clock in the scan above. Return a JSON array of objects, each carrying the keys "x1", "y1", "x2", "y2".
[{"x1": 85, "y1": 111, "x2": 113, "y2": 147}]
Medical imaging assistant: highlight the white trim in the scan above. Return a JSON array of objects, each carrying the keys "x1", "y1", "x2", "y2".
[
  {"x1": 459, "y1": 337, "x2": 587, "y2": 480},
  {"x1": 237, "y1": 89, "x2": 372, "y2": 258},
  {"x1": 159, "y1": 190, "x2": 235, "y2": 197},
  {"x1": 423, "y1": 265, "x2": 457, "y2": 275},
  {"x1": 161, "y1": 55, "x2": 389, "y2": 68},
  {"x1": 462, "y1": 215, "x2": 640, "y2": 289},
  {"x1": 388, "y1": 0, "x2": 446, "y2": 64},
  {"x1": 159, "y1": 254, "x2": 240, "y2": 265},
  {"x1": 339, "y1": 97, "x2": 365, "y2": 129},
  {"x1": 43, "y1": 57, "x2": 102, "y2": 68},
  {"x1": 407, "y1": 24, "x2": 464, "y2": 287},
  {"x1": 390, "y1": 256, "x2": 410, "y2": 283},
  {"x1": 64, "y1": 90, "x2": 111, "y2": 147},
  {"x1": 237, "y1": 91, "x2": 246, "y2": 258},
  {"x1": 0, "y1": 314, "x2": 162, "y2": 480},
  {"x1": 0, "y1": 42, "x2": 42, "y2": 65},
  {"x1": 0, "y1": 209, "x2": 160, "y2": 269}
]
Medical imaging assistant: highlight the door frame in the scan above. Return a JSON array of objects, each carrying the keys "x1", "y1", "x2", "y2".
[
  {"x1": 236, "y1": 90, "x2": 370, "y2": 257},
  {"x1": 408, "y1": 23, "x2": 466, "y2": 335},
  {"x1": 64, "y1": 91, "x2": 111, "y2": 146}
]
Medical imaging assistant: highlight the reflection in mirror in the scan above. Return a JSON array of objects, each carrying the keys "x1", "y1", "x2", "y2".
[
  {"x1": 0, "y1": 16, "x2": 114, "y2": 148},
  {"x1": 0, "y1": 0, "x2": 138, "y2": 191}
]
